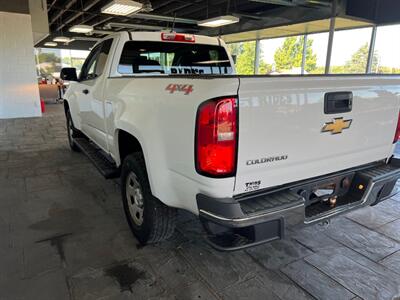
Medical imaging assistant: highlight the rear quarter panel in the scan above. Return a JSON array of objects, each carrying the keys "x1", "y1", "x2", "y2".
[{"x1": 104, "y1": 76, "x2": 239, "y2": 213}]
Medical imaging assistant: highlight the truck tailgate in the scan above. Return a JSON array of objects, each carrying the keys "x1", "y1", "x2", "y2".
[{"x1": 234, "y1": 76, "x2": 400, "y2": 195}]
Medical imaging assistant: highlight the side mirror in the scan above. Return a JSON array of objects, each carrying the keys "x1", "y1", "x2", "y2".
[{"x1": 60, "y1": 67, "x2": 78, "y2": 81}]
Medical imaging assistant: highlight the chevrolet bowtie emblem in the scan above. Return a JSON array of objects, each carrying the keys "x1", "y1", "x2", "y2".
[{"x1": 322, "y1": 117, "x2": 352, "y2": 134}]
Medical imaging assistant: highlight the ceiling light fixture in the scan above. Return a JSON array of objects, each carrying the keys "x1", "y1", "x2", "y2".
[
  {"x1": 198, "y1": 15, "x2": 240, "y2": 28},
  {"x1": 69, "y1": 25, "x2": 94, "y2": 34},
  {"x1": 101, "y1": 0, "x2": 143, "y2": 16},
  {"x1": 44, "y1": 42, "x2": 58, "y2": 47},
  {"x1": 53, "y1": 36, "x2": 72, "y2": 43}
]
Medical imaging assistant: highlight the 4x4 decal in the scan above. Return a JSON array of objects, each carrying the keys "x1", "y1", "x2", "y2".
[{"x1": 166, "y1": 84, "x2": 194, "y2": 95}]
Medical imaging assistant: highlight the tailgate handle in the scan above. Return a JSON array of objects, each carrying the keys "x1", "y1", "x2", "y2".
[{"x1": 324, "y1": 92, "x2": 353, "y2": 114}]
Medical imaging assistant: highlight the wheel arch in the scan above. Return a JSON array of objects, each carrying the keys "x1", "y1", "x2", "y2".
[
  {"x1": 116, "y1": 129, "x2": 145, "y2": 165},
  {"x1": 116, "y1": 128, "x2": 158, "y2": 194},
  {"x1": 114, "y1": 126, "x2": 174, "y2": 209},
  {"x1": 63, "y1": 98, "x2": 82, "y2": 130}
]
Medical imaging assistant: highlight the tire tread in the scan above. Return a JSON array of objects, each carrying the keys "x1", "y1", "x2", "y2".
[{"x1": 122, "y1": 153, "x2": 176, "y2": 244}]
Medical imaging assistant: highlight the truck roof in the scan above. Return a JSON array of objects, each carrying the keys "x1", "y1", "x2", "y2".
[{"x1": 94, "y1": 31, "x2": 223, "y2": 48}]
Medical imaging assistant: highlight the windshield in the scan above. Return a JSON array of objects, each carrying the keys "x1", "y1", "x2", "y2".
[{"x1": 118, "y1": 41, "x2": 233, "y2": 75}]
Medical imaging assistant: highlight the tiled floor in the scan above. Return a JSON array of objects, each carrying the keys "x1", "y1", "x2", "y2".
[{"x1": 1, "y1": 103, "x2": 400, "y2": 300}]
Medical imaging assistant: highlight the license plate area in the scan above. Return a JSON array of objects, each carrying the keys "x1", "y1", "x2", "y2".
[{"x1": 290, "y1": 172, "x2": 367, "y2": 219}]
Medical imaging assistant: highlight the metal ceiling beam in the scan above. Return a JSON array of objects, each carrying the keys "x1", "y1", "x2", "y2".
[
  {"x1": 51, "y1": 9, "x2": 198, "y2": 37},
  {"x1": 132, "y1": 13, "x2": 198, "y2": 24},
  {"x1": 249, "y1": 0, "x2": 331, "y2": 7},
  {"x1": 47, "y1": 0, "x2": 58, "y2": 12},
  {"x1": 103, "y1": 22, "x2": 192, "y2": 32},
  {"x1": 152, "y1": 0, "x2": 175, "y2": 10},
  {"x1": 78, "y1": 14, "x2": 98, "y2": 26},
  {"x1": 43, "y1": 0, "x2": 335, "y2": 49},
  {"x1": 49, "y1": 0, "x2": 77, "y2": 25},
  {"x1": 232, "y1": 13, "x2": 264, "y2": 20},
  {"x1": 56, "y1": 0, "x2": 103, "y2": 31},
  {"x1": 201, "y1": 3, "x2": 329, "y2": 39},
  {"x1": 105, "y1": 22, "x2": 166, "y2": 31},
  {"x1": 157, "y1": 0, "x2": 207, "y2": 10},
  {"x1": 304, "y1": 0, "x2": 331, "y2": 7},
  {"x1": 176, "y1": 0, "x2": 229, "y2": 18},
  {"x1": 248, "y1": 0, "x2": 297, "y2": 6},
  {"x1": 90, "y1": 16, "x2": 114, "y2": 27},
  {"x1": 161, "y1": 3, "x2": 192, "y2": 15}
]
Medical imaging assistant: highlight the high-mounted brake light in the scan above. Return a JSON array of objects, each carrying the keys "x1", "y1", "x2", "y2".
[
  {"x1": 196, "y1": 97, "x2": 238, "y2": 177},
  {"x1": 394, "y1": 111, "x2": 400, "y2": 143},
  {"x1": 161, "y1": 33, "x2": 195, "y2": 43}
]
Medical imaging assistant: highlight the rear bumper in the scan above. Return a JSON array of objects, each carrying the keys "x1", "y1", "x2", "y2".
[{"x1": 197, "y1": 158, "x2": 400, "y2": 251}]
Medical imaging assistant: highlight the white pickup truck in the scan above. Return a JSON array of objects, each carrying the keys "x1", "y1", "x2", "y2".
[{"x1": 61, "y1": 31, "x2": 400, "y2": 250}]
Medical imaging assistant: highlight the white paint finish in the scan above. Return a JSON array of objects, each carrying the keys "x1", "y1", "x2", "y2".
[
  {"x1": 108, "y1": 32, "x2": 130, "y2": 77},
  {"x1": 65, "y1": 32, "x2": 239, "y2": 214},
  {"x1": 77, "y1": 77, "x2": 109, "y2": 151},
  {"x1": 235, "y1": 76, "x2": 400, "y2": 194},
  {"x1": 68, "y1": 36, "x2": 119, "y2": 152},
  {"x1": 0, "y1": 12, "x2": 41, "y2": 119},
  {"x1": 65, "y1": 31, "x2": 400, "y2": 215},
  {"x1": 107, "y1": 77, "x2": 238, "y2": 213}
]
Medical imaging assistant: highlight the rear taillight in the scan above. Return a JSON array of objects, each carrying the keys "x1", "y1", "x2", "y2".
[
  {"x1": 394, "y1": 111, "x2": 400, "y2": 143},
  {"x1": 196, "y1": 97, "x2": 238, "y2": 177}
]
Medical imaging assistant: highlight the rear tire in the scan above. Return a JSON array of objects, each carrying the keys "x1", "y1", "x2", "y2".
[
  {"x1": 121, "y1": 153, "x2": 176, "y2": 244},
  {"x1": 66, "y1": 109, "x2": 81, "y2": 152}
]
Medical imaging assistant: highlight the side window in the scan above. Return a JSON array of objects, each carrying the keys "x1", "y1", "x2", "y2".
[
  {"x1": 80, "y1": 45, "x2": 101, "y2": 81},
  {"x1": 80, "y1": 39, "x2": 113, "y2": 81}
]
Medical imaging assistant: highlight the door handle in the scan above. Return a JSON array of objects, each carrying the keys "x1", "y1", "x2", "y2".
[
  {"x1": 82, "y1": 89, "x2": 89, "y2": 95},
  {"x1": 324, "y1": 92, "x2": 353, "y2": 114}
]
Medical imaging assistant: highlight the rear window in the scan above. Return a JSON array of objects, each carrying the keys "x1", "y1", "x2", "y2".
[{"x1": 118, "y1": 41, "x2": 233, "y2": 75}]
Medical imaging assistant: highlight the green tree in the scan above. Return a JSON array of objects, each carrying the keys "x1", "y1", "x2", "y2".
[
  {"x1": 343, "y1": 43, "x2": 378, "y2": 73},
  {"x1": 227, "y1": 43, "x2": 243, "y2": 58},
  {"x1": 71, "y1": 58, "x2": 85, "y2": 71},
  {"x1": 309, "y1": 66, "x2": 325, "y2": 74},
  {"x1": 62, "y1": 56, "x2": 72, "y2": 66},
  {"x1": 274, "y1": 36, "x2": 317, "y2": 73},
  {"x1": 37, "y1": 52, "x2": 61, "y2": 76},
  {"x1": 376, "y1": 66, "x2": 400, "y2": 74},
  {"x1": 38, "y1": 53, "x2": 61, "y2": 64},
  {"x1": 227, "y1": 41, "x2": 272, "y2": 75}
]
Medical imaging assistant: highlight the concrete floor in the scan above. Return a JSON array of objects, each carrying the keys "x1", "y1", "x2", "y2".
[{"x1": 1, "y1": 103, "x2": 400, "y2": 300}]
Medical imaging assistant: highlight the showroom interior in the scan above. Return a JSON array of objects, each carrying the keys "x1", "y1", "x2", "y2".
[{"x1": 1, "y1": 0, "x2": 400, "y2": 299}]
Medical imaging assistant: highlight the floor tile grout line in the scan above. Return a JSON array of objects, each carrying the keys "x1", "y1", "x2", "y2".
[
  {"x1": 372, "y1": 212, "x2": 400, "y2": 229},
  {"x1": 175, "y1": 246, "x2": 224, "y2": 300},
  {"x1": 344, "y1": 200, "x2": 400, "y2": 230},
  {"x1": 342, "y1": 215, "x2": 400, "y2": 246},
  {"x1": 322, "y1": 227, "x2": 400, "y2": 280},
  {"x1": 292, "y1": 237, "x2": 316, "y2": 254},
  {"x1": 304, "y1": 257, "x2": 365, "y2": 299},
  {"x1": 300, "y1": 257, "x2": 358, "y2": 299},
  {"x1": 244, "y1": 248, "x2": 316, "y2": 300},
  {"x1": 378, "y1": 248, "x2": 400, "y2": 264}
]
